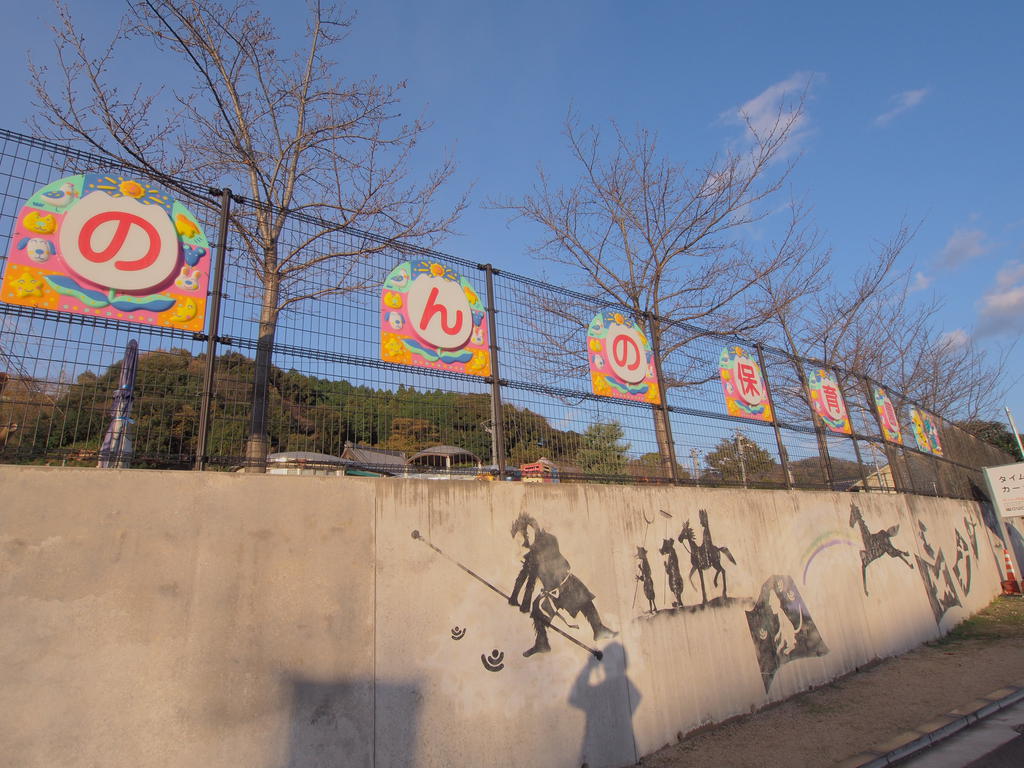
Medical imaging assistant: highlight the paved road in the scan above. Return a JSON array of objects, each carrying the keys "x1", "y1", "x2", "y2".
[{"x1": 896, "y1": 700, "x2": 1024, "y2": 768}]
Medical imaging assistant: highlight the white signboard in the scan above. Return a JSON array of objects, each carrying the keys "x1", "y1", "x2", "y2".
[{"x1": 982, "y1": 462, "x2": 1024, "y2": 518}]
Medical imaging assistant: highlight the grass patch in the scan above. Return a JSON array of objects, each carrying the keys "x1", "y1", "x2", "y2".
[{"x1": 932, "y1": 596, "x2": 1024, "y2": 646}]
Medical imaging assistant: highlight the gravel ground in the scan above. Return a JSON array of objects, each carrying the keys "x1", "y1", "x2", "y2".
[{"x1": 637, "y1": 596, "x2": 1024, "y2": 768}]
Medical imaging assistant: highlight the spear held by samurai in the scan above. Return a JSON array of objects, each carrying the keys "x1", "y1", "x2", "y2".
[{"x1": 411, "y1": 529, "x2": 606, "y2": 660}]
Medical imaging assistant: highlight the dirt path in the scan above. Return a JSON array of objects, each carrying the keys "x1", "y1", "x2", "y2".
[{"x1": 638, "y1": 597, "x2": 1024, "y2": 768}]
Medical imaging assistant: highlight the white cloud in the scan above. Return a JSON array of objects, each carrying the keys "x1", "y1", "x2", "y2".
[
  {"x1": 977, "y1": 260, "x2": 1024, "y2": 337},
  {"x1": 939, "y1": 328, "x2": 970, "y2": 349},
  {"x1": 937, "y1": 228, "x2": 992, "y2": 270},
  {"x1": 874, "y1": 88, "x2": 929, "y2": 126},
  {"x1": 722, "y1": 72, "x2": 817, "y2": 157},
  {"x1": 910, "y1": 271, "x2": 933, "y2": 292}
]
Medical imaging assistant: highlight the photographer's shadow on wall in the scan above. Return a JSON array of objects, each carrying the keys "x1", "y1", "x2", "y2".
[{"x1": 568, "y1": 642, "x2": 640, "y2": 768}]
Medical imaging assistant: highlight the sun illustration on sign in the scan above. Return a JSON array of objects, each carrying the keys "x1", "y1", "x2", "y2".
[
  {"x1": 413, "y1": 260, "x2": 458, "y2": 282},
  {"x1": 86, "y1": 175, "x2": 172, "y2": 211}
]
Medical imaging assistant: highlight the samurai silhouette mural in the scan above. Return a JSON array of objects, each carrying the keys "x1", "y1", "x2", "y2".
[
  {"x1": 509, "y1": 513, "x2": 617, "y2": 657},
  {"x1": 745, "y1": 575, "x2": 829, "y2": 692}
]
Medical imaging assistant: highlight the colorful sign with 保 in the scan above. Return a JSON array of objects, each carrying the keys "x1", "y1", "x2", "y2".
[
  {"x1": 719, "y1": 345, "x2": 773, "y2": 421},
  {"x1": 0, "y1": 173, "x2": 211, "y2": 332},
  {"x1": 910, "y1": 407, "x2": 943, "y2": 456},
  {"x1": 379, "y1": 260, "x2": 490, "y2": 376},
  {"x1": 586, "y1": 312, "x2": 660, "y2": 403},
  {"x1": 873, "y1": 385, "x2": 903, "y2": 444},
  {"x1": 808, "y1": 369, "x2": 852, "y2": 434}
]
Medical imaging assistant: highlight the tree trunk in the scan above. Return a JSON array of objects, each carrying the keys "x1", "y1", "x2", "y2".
[
  {"x1": 652, "y1": 407, "x2": 676, "y2": 480},
  {"x1": 245, "y1": 267, "x2": 280, "y2": 473}
]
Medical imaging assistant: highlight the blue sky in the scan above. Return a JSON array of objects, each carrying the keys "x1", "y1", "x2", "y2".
[{"x1": 1, "y1": 0, "x2": 1022, "y2": 425}]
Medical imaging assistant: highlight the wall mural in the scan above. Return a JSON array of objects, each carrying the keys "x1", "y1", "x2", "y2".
[
  {"x1": 628, "y1": 508, "x2": 740, "y2": 619},
  {"x1": 411, "y1": 525, "x2": 611, "y2": 671},
  {"x1": 745, "y1": 575, "x2": 829, "y2": 693},
  {"x1": 510, "y1": 513, "x2": 617, "y2": 657},
  {"x1": 849, "y1": 503, "x2": 914, "y2": 595},
  {"x1": 679, "y1": 509, "x2": 737, "y2": 606},
  {"x1": 1, "y1": 173, "x2": 211, "y2": 332},
  {"x1": 913, "y1": 517, "x2": 980, "y2": 626}
]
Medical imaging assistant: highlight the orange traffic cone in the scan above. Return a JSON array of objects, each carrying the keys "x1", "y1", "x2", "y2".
[{"x1": 1001, "y1": 549, "x2": 1021, "y2": 595}]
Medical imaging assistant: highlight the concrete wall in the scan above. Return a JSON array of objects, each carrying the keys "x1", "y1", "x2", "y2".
[{"x1": 0, "y1": 467, "x2": 1006, "y2": 767}]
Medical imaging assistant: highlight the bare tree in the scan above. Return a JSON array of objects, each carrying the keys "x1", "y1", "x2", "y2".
[
  {"x1": 493, "y1": 96, "x2": 808, "y2": 473},
  {"x1": 30, "y1": 0, "x2": 465, "y2": 468},
  {"x1": 755, "y1": 213, "x2": 1009, "y2": 424}
]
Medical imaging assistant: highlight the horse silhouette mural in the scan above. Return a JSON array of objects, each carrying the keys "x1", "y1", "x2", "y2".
[
  {"x1": 849, "y1": 503, "x2": 914, "y2": 595},
  {"x1": 678, "y1": 509, "x2": 736, "y2": 605}
]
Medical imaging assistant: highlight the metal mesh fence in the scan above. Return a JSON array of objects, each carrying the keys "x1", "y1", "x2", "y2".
[{"x1": 0, "y1": 128, "x2": 1015, "y2": 494}]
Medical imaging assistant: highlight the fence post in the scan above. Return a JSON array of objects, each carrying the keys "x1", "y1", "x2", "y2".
[
  {"x1": 194, "y1": 187, "x2": 232, "y2": 471},
  {"x1": 755, "y1": 343, "x2": 792, "y2": 490},
  {"x1": 850, "y1": 435, "x2": 870, "y2": 491},
  {"x1": 645, "y1": 313, "x2": 679, "y2": 483},
  {"x1": 482, "y1": 264, "x2": 507, "y2": 479},
  {"x1": 861, "y1": 376, "x2": 903, "y2": 493}
]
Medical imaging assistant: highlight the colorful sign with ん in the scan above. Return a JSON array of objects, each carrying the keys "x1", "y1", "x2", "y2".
[
  {"x1": 910, "y1": 407, "x2": 943, "y2": 456},
  {"x1": 380, "y1": 260, "x2": 490, "y2": 377},
  {"x1": 1, "y1": 174, "x2": 210, "y2": 331},
  {"x1": 586, "y1": 312, "x2": 660, "y2": 403},
  {"x1": 873, "y1": 385, "x2": 903, "y2": 444},
  {"x1": 719, "y1": 345, "x2": 773, "y2": 421},
  {"x1": 808, "y1": 369, "x2": 851, "y2": 434}
]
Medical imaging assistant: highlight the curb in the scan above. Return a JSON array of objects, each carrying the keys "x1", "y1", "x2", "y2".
[{"x1": 833, "y1": 681, "x2": 1024, "y2": 768}]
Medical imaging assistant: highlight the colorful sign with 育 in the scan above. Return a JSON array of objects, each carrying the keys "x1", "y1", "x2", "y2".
[
  {"x1": 910, "y1": 407, "x2": 943, "y2": 456},
  {"x1": 0, "y1": 174, "x2": 210, "y2": 332},
  {"x1": 586, "y1": 312, "x2": 660, "y2": 404},
  {"x1": 873, "y1": 385, "x2": 903, "y2": 444},
  {"x1": 379, "y1": 260, "x2": 490, "y2": 377},
  {"x1": 719, "y1": 345, "x2": 773, "y2": 421},
  {"x1": 808, "y1": 369, "x2": 852, "y2": 434}
]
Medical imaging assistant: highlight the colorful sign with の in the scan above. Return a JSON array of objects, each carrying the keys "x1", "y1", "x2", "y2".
[
  {"x1": 1, "y1": 173, "x2": 210, "y2": 331},
  {"x1": 380, "y1": 260, "x2": 490, "y2": 376},
  {"x1": 910, "y1": 407, "x2": 943, "y2": 456},
  {"x1": 586, "y1": 312, "x2": 660, "y2": 403},
  {"x1": 808, "y1": 369, "x2": 851, "y2": 434},
  {"x1": 720, "y1": 345, "x2": 773, "y2": 422},
  {"x1": 873, "y1": 385, "x2": 903, "y2": 444}
]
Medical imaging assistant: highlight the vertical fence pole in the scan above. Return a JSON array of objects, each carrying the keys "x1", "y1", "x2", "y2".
[
  {"x1": 645, "y1": 313, "x2": 679, "y2": 483},
  {"x1": 850, "y1": 434, "x2": 870, "y2": 491},
  {"x1": 194, "y1": 187, "x2": 232, "y2": 471},
  {"x1": 482, "y1": 264, "x2": 507, "y2": 479},
  {"x1": 862, "y1": 376, "x2": 903, "y2": 493},
  {"x1": 756, "y1": 343, "x2": 792, "y2": 490}
]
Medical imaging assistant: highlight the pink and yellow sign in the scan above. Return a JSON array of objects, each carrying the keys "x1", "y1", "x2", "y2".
[
  {"x1": 1, "y1": 173, "x2": 210, "y2": 332},
  {"x1": 719, "y1": 345, "x2": 773, "y2": 421},
  {"x1": 586, "y1": 312, "x2": 660, "y2": 403},
  {"x1": 808, "y1": 369, "x2": 852, "y2": 434},
  {"x1": 379, "y1": 260, "x2": 490, "y2": 377},
  {"x1": 873, "y1": 385, "x2": 903, "y2": 444},
  {"x1": 910, "y1": 407, "x2": 943, "y2": 456}
]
